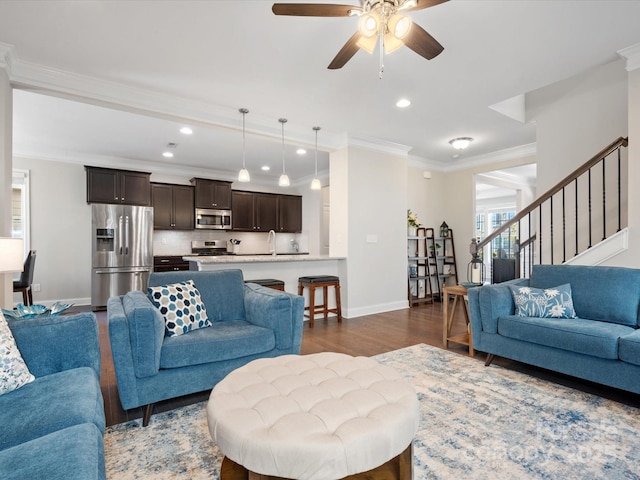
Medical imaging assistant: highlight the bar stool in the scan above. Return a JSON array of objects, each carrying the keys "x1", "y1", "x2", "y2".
[
  {"x1": 244, "y1": 279, "x2": 285, "y2": 291},
  {"x1": 297, "y1": 275, "x2": 342, "y2": 327}
]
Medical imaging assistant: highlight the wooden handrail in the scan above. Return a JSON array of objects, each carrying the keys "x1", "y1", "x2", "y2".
[{"x1": 477, "y1": 137, "x2": 628, "y2": 251}]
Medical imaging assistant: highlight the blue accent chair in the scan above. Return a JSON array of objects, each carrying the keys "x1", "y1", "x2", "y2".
[
  {"x1": 107, "y1": 269, "x2": 304, "y2": 426},
  {"x1": 0, "y1": 312, "x2": 105, "y2": 480},
  {"x1": 468, "y1": 264, "x2": 640, "y2": 394}
]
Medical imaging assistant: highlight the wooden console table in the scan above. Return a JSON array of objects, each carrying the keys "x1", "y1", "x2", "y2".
[{"x1": 442, "y1": 284, "x2": 474, "y2": 356}]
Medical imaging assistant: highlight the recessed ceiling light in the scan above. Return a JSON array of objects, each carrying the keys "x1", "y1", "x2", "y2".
[
  {"x1": 180, "y1": 127, "x2": 193, "y2": 135},
  {"x1": 162, "y1": 151, "x2": 174, "y2": 158},
  {"x1": 261, "y1": 165, "x2": 270, "y2": 171},
  {"x1": 296, "y1": 148, "x2": 307, "y2": 155},
  {"x1": 396, "y1": 98, "x2": 411, "y2": 108}
]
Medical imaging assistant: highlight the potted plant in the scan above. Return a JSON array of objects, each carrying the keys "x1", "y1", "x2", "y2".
[{"x1": 407, "y1": 209, "x2": 420, "y2": 236}]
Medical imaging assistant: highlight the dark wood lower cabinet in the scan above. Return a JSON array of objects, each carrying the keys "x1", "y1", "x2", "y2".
[{"x1": 153, "y1": 256, "x2": 190, "y2": 272}]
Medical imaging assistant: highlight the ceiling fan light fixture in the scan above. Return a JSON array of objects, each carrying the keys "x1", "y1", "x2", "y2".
[
  {"x1": 358, "y1": 12, "x2": 380, "y2": 38},
  {"x1": 449, "y1": 137, "x2": 474, "y2": 150},
  {"x1": 398, "y1": 0, "x2": 418, "y2": 10},
  {"x1": 356, "y1": 34, "x2": 378, "y2": 54},
  {"x1": 383, "y1": 32, "x2": 404, "y2": 54},
  {"x1": 388, "y1": 14, "x2": 412, "y2": 40}
]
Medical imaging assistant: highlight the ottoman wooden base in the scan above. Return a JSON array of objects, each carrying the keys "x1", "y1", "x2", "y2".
[{"x1": 220, "y1": 444, "x2": 413, "y2": 480}]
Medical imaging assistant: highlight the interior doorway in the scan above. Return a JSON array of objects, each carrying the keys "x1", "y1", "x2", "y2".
[{"x1": 474, "y1": 164, "x2": 536, "y2": 282}]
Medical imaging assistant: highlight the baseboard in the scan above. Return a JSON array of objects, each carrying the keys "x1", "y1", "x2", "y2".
[
  {"x1": 566, "y1": 228, "x2": 628, "y2": 266},
  {"x1": 12, "y1": 296, "x2": 91, "y2": 309},
  {"x1": 346, "y1": 300, "x2": 408, "y2": 319}
]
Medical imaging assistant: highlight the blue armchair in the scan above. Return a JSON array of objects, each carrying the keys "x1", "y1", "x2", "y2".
[
  {"x1": 0, "y1": 312, "x2": 105, "y2": 480},
  {"x1": 107, "y1": 269, "x2": 304, "y2": 426}
]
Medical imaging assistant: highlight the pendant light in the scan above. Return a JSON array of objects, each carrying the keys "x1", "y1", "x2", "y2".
[
  {"x1": 310, "y1": 126, "x2": 322, "y2": 190},
  {"x1": 238, "y1": 108, "x2": 250, "y2": 182},
  {"x1": 278, "y1": 118, "x2": 290, "y2": 187}
]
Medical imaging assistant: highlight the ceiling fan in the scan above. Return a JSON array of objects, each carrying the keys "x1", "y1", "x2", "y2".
[{"x1": 272, "y1": 0, "x2": 448, "y2": 70}]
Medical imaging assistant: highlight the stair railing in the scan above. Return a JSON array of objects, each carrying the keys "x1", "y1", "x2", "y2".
[{"x1": 473, "y1": 137, "x2": 628, "y2": 282}]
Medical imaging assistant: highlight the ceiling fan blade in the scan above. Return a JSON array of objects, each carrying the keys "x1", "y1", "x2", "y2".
[
  {"x1": 272, "y1": 3, "x2": 360, "y2": 17},
  {"x1": 401, "y1": 0, "x2": 448, "y2": 12},
  {"x1": 403, "y1": 21, "x2": 444, "y2": 60},
  {"x1": 328, "y1": 32, "x2": 361, "y2": 69}
]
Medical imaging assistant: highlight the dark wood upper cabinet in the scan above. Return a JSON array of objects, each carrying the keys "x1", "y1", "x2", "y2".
[
  {"x1": 86, "y1": 166, "x2": 150, "y2": 206},
  {"x1": 191, "y1": 178, "x2": 232, "y2": 209},
  {"x1": 231, "y1": 191, "x2": 301, "y2": 233},
  {"x1": 231, "y1": 191, "x2": 255, "y2": 231},
  {"x1": 151, "y1": 183, "x2": 194, "y2": 230},
  {"x1": 255, "y1": 194, "x2": 278, "y2": 232},
  {"x1": 278, "y1": 195, "x2": 302, "y2": 233}
]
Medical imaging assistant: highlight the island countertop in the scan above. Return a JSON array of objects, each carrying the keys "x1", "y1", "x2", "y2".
[{"x1": 182, "y1": 254, "x2": 345, "y2": 264}]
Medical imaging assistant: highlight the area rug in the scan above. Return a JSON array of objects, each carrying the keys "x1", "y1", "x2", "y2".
[{"x1": 104, "y1": 344, "x2": 640, "y2": 479}]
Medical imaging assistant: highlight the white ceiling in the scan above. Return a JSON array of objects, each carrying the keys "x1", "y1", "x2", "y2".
[{"x1": 2, "y1": 0, "x2": 640, "y2": 185}]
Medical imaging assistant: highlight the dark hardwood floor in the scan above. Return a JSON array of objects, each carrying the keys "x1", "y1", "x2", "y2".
[{"x1": 90, "y1": 301, "x2": 640, "y2": 427}]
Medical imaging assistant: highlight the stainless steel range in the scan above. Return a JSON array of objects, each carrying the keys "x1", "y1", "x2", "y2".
[{"x1": 191, "y1": 240, "x2": 229, "y2": 256}]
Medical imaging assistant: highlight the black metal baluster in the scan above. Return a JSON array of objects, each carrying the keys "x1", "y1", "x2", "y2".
[
  {"x1": 588, "y1": 169, "x2": 592, "y2": 248},
  {"x1": 602, "y1": 157, "x2": 606, "y2": 240},
  {"x1": 562, "y1": 187, "x2": 566, "y2": 263},
  {"x1": 539, "y1": 205, "x2": 543, "y2": 264},
  {"x1": 617, "y1": 146, "x2": 622, "y2": 232},
  {"x1": 574, "y1": 178, "x2": 578, "y2": 256},
  {"x1": 550, "y1": 196, "x2": 554, "y2": 264}
]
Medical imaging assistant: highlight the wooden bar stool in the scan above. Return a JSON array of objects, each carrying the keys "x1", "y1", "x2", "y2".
[
  {"x1": 297, "y1": 275, "x2": 342, "y2": 327},
  {"x1": 244, "y1": 279, "x2": 285, "y2": 291}
]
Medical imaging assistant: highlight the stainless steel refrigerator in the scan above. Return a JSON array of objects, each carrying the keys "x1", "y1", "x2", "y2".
[{"x1": 91, "y1": 204, "x2": 153, "y2": 310}]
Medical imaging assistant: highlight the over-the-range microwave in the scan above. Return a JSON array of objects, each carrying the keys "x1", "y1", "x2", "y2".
[{"x1": 195, "y1": 208, "x2": 232, "y2": 230}]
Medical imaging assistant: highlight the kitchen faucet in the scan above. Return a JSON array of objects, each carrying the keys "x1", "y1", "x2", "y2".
[{"x1": 267, "y1": 230, "x2": 276, "y2": 255}]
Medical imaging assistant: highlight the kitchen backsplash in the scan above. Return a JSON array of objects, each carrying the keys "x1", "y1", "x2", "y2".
[{"x1": 153, "y1": 230, "x2": 310, "y2": 256}]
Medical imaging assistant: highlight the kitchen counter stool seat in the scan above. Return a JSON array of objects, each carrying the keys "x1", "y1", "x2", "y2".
[
  {"x1": 244, "y1": 278, "x2": 285, "y2": 291},
  {"x1": 298, "y1": 275, "x2": 342, "y2": 327}
]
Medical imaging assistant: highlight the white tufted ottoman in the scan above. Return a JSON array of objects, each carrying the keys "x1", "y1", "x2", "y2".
[{"x1": 207, "y1": 352, "x2": 420, "y2": 480}]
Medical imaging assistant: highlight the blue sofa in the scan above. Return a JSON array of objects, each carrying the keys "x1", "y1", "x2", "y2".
[
  {"x1": 107, "y1": 269, "x2": 304, "y2": 425},
  {"x1": 0, "y1": 313, "x2": 105, "y2": 480},
  {"x1": 468, "y1": 264, "x2": 640, "y2": 394}
]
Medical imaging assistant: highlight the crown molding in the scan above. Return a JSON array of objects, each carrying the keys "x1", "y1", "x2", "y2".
[
  {"x1": 14, "y1": 147, "x2": 330, "y2": 190},
  {"x1": 344, "y1": 134, "x2": 412, "y2": 157},
  {"x1": 618, "y1": 42, "x2": 640, "y2": 72},
  {"x1": 2, "y1": 42, "x2": 347, "y2": 154},
  {"x1": 441, "y1": 142, "x2": 537, "y2": 173}
]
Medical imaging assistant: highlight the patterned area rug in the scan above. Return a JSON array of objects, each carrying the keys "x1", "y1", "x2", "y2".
[{"x1": 104, "y1": 344, "x2": 640, "y2": 479}]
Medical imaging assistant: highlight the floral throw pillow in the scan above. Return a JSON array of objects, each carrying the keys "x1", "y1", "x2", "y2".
[
  {"x1": 148, "y1": 280, "x2": 211, "y2": 336},
  {"x1": 0, "y1": 311, "x2": 35, "y2": 396},
  {"x1": 509, "y1": 284, "x2": 577, "y2": 319}
]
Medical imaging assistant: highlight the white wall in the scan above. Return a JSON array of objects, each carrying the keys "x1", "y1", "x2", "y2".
[
  {"x1": 528, "y1": 60, "x2": 628, "y2": 193},
  {"x1": 331, "y1": 145, "x2": 407, "y2": 317},
  {"x1": 1, "y1": 67, "x2": 13, "y2": 308},
  {"x1": 407, "y1": 166, "x2": 445, "y2": 231},
  {"x1": 11, "y1": 157, "x2": 91, "y2": 305}
]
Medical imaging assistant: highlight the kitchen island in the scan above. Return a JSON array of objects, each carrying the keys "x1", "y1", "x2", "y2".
[{"x1": 183, "y1": 254, "x2": 345, "y2": 297}]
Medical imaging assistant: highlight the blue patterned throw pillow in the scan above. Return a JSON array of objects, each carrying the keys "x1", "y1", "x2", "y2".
[
  {"x1": 0, "y1": 311, "x2": 35, "y2": 395},
  {"x1": 148, "y1": 280, "x2": 211, "y2": 336},
  {"x1": 509, "y1": 283, "x2": 577, "y2": 319}
]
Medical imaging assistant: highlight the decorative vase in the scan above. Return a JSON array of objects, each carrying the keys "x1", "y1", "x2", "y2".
[{"x1": 408, "y1": 226, "x2": 417, "y2": 236}]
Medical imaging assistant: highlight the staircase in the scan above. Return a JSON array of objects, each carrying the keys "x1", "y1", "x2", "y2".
[{"x1": 475, "y1": 137, "x2": 629, "y2": 281}]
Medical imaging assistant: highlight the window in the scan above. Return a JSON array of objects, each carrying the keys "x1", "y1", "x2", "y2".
[{"x1": 12, "y1": 169, "x2": 30, "y2": 258}]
